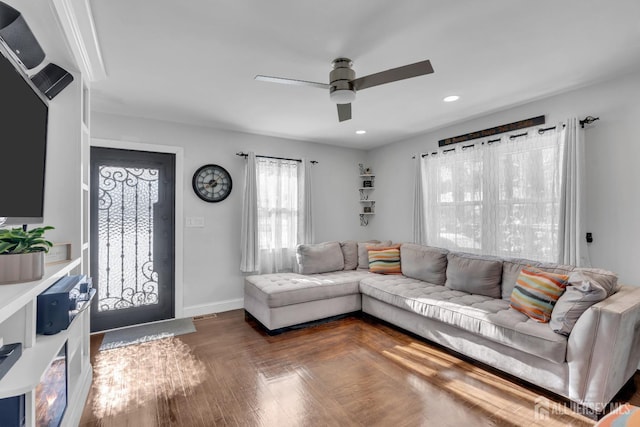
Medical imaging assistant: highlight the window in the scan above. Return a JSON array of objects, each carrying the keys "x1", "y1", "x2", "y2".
[
  {"x1": 256, "y1": 158, "x2": 300, "y2": 252},
  {"x1": 240, "y1": 152, "x2": 313, "y2": 274},
  {"x1": 422, "y1": 129, "x2": 564, "y2": 262}
]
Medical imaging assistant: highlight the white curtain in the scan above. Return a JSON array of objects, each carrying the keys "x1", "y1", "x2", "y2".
[
  {"x1": 240, "y1": 152, "x2": 259, "y2": 273},
  {"x1": 421, "y1": 125, "x2": 566, "y2": 262},
  {"x1": 558, "y1": 117, "x2": 591, "y2": 266},
  {"x1": 298, "y1": 159, "x2": 314, "y2": 245},
  {"x1": 256, "y1": 157, "x2": 298, "y2": 273},
  {"x1": 239, "y1": 155, "x2": 312, "y2": 274},
  {"x1": 412, "y1": 155, "x2": 426, "y2": 244}
]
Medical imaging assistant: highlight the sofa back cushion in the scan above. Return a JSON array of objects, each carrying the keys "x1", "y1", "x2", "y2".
[
  {"x1": 502, "y1": 259, "x2": 541, "y2": 300},
  {"x1": 445, "y1": 252, "x2": 503, "y2": 298},
  {"x1": 400, "y1": 243, "x2": 448, "y2": 286},
  {"x1": 296, "y1": 241, "x2": 344, "y2": 274},
  {"x1": 340, "y1": 241, "x2": 358, "y2": 270},
  {"x1": 549, "y1": 268, "x2": 618, "y2": 335},
  {"x1": 368, "y1": 244, "x2": 402, "y2": 274},
  {"x1": 357, "y1": 240, "x2": 392, "y2": 269}
]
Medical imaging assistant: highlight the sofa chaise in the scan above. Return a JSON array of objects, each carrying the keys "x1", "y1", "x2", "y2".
[{"x1": 244, "y1": 241, "x2": 640, "y2": 412}]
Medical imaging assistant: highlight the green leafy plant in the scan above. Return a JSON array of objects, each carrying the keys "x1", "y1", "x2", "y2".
[{"x1": 0, "y1": 226, "x2": 54, "y2": 255}]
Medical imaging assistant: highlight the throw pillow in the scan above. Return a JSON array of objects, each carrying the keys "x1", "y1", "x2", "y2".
[
  {"x1": 572, "y1": 267, "x2": 620, "y2": 297},
  {"x1": 368, "y1": 245, "x2": 402, "y2": 275},
  {"x1": 501, "y1": 259, "x2": 574, "y2": 300},
  {"x1": 549, "y1": 269, "x2": 617, "y2": 335},
  {"x1": 296, "y1": 241, "x2": 344, "y2": 274},
  {"x1": 510, "y1": 268, "x2": 569, "y2": 323},
  {"x1": 357, "y1": 240, "x2": 391, "y2": 269},
  {"x1": 340, "y1": 240, "x2": 358, "y2": 270},
  {"x1": 400, "y1": 243, "x2": 448, "y2": 286}
]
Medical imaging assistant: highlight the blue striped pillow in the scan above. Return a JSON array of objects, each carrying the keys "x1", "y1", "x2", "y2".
[{"x1": 510, "y1": 268, "x2": 569, "y2": 322}]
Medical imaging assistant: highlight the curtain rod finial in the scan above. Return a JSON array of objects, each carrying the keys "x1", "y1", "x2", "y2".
[{"x1": 579, "y1": 116, "x2": 600, "y2": 128}]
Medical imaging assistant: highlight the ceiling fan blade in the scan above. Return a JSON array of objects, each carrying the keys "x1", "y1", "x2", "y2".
[
  {"x1": 337, "y1": 103, "x2": 352, "y2": 122},
  {"x1": 352, "y1": 59, "x2": 434, "y2": 91},
  {"x1": 254, "y1": 75, "x2": 330, "y2": 90}
]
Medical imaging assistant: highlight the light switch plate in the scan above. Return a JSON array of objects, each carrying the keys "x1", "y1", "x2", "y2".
[{"x1": 186, "y1": 216, "x2": 205, "y2": 228}]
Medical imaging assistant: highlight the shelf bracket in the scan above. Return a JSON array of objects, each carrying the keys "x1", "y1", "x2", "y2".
[{"x1": 360, "y1": 214, "x2": 369, "y2": 227}]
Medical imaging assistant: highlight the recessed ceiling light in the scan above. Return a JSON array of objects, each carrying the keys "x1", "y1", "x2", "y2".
[
  {"x1": 356, "y1": 130, "x2": 366, "y2": 135},
  {"x1": 443, "y1": 95, "x2": 460, "y2": 102}
]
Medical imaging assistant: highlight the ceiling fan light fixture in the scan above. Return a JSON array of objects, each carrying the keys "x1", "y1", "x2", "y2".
[
  {"x1": 330, "y1": 89, "x2": 356, "y2": 104},
  {"x1": 256, "y1": 57, "x2": 434, "y2": 122}
]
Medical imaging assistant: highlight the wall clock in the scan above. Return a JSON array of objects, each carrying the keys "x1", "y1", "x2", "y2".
[{"x1": 192, "y1": 164, "x2": 232, "y2": 202}]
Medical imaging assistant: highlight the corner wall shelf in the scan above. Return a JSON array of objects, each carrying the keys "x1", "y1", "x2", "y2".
[{"x1": 358, "y1": 166, "x2": 375, "y2": 226}]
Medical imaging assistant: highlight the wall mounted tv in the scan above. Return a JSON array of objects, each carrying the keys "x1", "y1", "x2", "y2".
[{"x1": 0, "y1": 49, "x2": 48, "y2": 226}]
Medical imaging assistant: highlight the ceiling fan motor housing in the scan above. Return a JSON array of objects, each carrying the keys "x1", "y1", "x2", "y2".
[{"x1": 330, "y1": 58, "x2": 356, "y2": 103}]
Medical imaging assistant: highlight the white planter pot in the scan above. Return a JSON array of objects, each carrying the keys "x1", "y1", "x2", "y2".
[{"x1": 0, "y1": 252, "x2": 44, "y2": 285}]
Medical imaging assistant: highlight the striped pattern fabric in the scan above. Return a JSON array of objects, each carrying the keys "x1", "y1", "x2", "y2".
[
  {"x1": 510, "y1": 268, "x2": 569, "y2": 322},
  {"x1": 368, "y1": 245, "x2": 402, "y2": 275}
]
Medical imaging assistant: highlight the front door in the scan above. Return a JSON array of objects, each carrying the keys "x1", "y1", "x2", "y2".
[{"x1": 90, "y1": 147, "x2": 175, "y2": 332}]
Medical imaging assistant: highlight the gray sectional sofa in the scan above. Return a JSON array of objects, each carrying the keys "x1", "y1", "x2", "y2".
[{"x1": 244, "y1": 241, "x2": 640, "y2": 411}]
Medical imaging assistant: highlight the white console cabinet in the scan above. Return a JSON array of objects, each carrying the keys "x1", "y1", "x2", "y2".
[{"x1": 0, "y1": 259, "x2": 92, "y2": 427}]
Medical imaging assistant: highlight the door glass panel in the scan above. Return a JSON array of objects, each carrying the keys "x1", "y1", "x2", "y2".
[{"x1": 96, "y1": 166, "x2": 160, "y2": 312}]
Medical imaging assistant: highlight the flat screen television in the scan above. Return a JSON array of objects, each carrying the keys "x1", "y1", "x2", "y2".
[{"x1": 0, "y1": 48, "x2": 48, "y2": 226}]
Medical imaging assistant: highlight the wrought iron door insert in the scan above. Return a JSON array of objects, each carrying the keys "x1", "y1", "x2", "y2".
[{"x1": 90, "y1": 148, "x2": 175, "y2": 332}]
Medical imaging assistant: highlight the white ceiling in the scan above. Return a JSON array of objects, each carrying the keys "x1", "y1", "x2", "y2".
[{"x1": 87, "y1": 0, "x2": 640, "y2": 149}]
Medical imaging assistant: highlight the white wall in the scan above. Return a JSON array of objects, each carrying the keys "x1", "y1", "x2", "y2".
[
  {"x1": 91, "y1": 112, "x2": 369, "y2": 316},
  {"x1": 43, "y1": 76, "x2": 82, "y2": 258},
  {"x1": 367, "y1": 70, "x2": 640, "y2": 286}
]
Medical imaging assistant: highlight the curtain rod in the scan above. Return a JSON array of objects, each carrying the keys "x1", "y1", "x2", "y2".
[
  {"x1": 412, "y1": 116, "x2": 600, "y2": 158},
  {"x1": 236, "y1": 152, "x2": 318, "y2": 164}
]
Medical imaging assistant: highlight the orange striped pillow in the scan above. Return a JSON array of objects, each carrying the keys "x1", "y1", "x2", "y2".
[
  {"x1": 510, "y1": 268, "x2": 568, "y2": 322},
  {"x1": 368, "y1": 244, "x2": 402, "y2": 274}
]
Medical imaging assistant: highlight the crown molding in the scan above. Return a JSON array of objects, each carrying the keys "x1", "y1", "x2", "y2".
[{"x1": 51, "y1": 0, "x2": 106, "y2": 82}]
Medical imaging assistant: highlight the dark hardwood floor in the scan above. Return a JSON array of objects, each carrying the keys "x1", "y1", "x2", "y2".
[{"x1": 79, "y1": 310, "x2": 640, "y2": 426}]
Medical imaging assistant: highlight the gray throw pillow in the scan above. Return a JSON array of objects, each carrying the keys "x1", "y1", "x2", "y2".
[
  {"x1": 340, "y1": 241, "x2": 358, "y2": 270},
  {"x1": 571, "y1": 267, "x2": 620, "y2": 297},
  {"x1": 550, "y1": 269, "x2": 617, "y2": 336},
  {"x1": 357, "y1": 240, "x2": 391, "y2": 269},
  {"x1": 400, "y1": 243, "x2": 448, "y2": 286},
  {"x1": 445, "y1": 252, "x2": 503, "y2": 298},
  {"x1": 296, "y1": 241, "x2": 344, "y2": 274}
]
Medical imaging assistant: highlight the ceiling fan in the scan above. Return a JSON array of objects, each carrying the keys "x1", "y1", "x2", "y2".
[{"x1": 255, "y1": 58, "x2": 434, "y2": 122}]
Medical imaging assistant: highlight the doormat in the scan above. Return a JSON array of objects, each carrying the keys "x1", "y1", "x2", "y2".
[{"x1": 99, "y1": 318, "x2": 196, "y2": 351}]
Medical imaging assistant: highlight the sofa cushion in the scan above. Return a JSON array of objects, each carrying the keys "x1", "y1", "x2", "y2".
[
  {"x1": 550, "y1": 268, "x2": 617, "y2": 335},
  {"x1": 296, "y1": 241, "x2": 344, "y2": 274},
  {"x1": 245, "y1": 270, "x2": 373, "y2": 308},
  {"x1": 502, "y1": 258, "x2": 574, "y2": 300},
  {"x1": 359, "y1": 275, "x2": 567, "y2": 363},
  {"x1": 340, "y1": 241, "x2": 358, "y2": 270},
  {"x1": 510, "y1": 268, "x2": 569, "y2": 323},
  {"x1": 357, "y1": 240, "x2": 392, "y2": 269},
  {"x1": 445, "y1": 252, "x2": 503, "y2": 299},
  {"x1": 368, "y1": 245, "x2": 402, "y2": 274},
  {"x1": 400, "y1": 243, "x2": 448, "y2": 286}
]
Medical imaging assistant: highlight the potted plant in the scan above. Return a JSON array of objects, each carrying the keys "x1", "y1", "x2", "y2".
[{"x1": 0, "y1": 226, "x2": 54, "y2": 285}]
